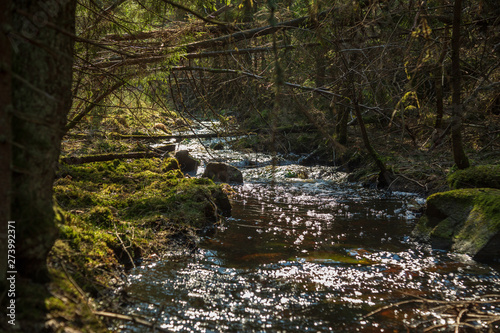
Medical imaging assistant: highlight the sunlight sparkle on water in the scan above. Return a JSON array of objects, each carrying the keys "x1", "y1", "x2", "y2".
[{"x1": 121, "y1": 159, "x2": 500, "y2": 332}]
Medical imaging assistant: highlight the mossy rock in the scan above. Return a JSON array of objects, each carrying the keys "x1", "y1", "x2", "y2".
[
  {"x1": 161, "y1": 157, "x2": 180, "y2": 172},
  {"x1": 447, "y1": 164, "x2": 500, "y2": 190},
  {"x1": 413, "y1": 188, "x2": 500, "y2": 263}
]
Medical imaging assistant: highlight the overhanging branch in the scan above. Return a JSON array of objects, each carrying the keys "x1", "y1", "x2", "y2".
[{"x1": 170, "y1": 65, "x2": 343, "y2": 98}]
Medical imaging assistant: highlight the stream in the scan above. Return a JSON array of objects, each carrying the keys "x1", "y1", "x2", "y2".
[{"x1": 118, "y1": 125, "x2": 500, "y2": 332}]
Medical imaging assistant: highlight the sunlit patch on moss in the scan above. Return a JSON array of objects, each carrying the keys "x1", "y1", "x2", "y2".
[{"x1": 51, "y1": 157, "x2": 231, "y2": 298}]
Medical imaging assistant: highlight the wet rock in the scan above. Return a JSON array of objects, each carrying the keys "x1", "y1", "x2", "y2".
[
  {"x1": 412, "y1": 188, "x2": 500, "y2": 263},
  {"x1": 202, "y1": 162, "x2": 243, "y2": 184},
  {"x1": 209, "y1": 142, "x2": 224, "y2": 150},
  {"x1": 213, "y1": 186, "x2": 232, "y2": 217},
  {"x1": 175, "y1": 150, "x2": 199, "y2": 173},
  {"x1": 153, "y1": 143, "x2": 176, "y2": 153}
]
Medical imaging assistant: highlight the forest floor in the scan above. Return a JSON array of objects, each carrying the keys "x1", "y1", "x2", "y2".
[
  {"x1": 15, "y1": 153, "x2": 231, "y2": 332},
  {"x1": 351, "y1": 117, "x2": 500, "y2": 195}
]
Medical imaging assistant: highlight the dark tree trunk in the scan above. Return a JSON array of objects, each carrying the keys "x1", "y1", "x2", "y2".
[
  {"x1": 0, "y1": 0, "x2": 12, "y2": 282},
  {"x1": 434, "y1": 19, "x2": 450, "y2": 131},
  {"x1": 335, "y1": 105, "x2": 348, "y2": 145},
  {"x1": 434, "y1": 70, "x2": 444, "y2": 130},
  {"x1": 11, "y1": 0, "x2": 76, "y2": 282},
  {"x1": 353, "y1": 97, "x2": 392, "y2": 187},
  {"x1": 242, "y1": 0, "x2": 254, "y2": 23},
  {"x1": 315, "y1": 47, "x2": 326, "y2": 88},
  {"x1": 450, "y1": 0, "x2": 470, "y2": 169}
]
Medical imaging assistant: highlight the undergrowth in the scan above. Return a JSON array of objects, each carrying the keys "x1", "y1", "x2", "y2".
[{"x1": 41, "y1": 156, "x2": 231, "y2": 331}]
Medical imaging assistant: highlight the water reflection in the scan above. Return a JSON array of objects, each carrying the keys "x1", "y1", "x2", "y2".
[{"x1": 122, "y1": 180, "x2": 500, "y2": 332}]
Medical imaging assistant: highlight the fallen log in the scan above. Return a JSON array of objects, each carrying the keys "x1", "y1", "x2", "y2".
[
  {"x1": 65, "y1": 131, "x2": 246, "y2": 141},
  {"x1": 109, "y1": 132, "x2": 246, "y2": 140},
  {"x1": 61, "y1": 151, "x2": 162, "y2": 165}
]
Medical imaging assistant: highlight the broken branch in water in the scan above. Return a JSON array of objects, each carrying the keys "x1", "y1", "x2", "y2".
[
  {"x1": 364, "y1": 293, "x2": 500, "y2": 331},
  {"x1": 93, "y1": 310, "x2": 170, "y2": 332}
]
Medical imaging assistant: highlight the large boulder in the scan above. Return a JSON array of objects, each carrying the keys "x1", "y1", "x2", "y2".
[
  {"x1": 412, "y1": 188, "x2": 500, "y2": 263},
  {"x1": 202, "y1": 162, "x2": 243, "y2": 184},
  {"x1": 175, "y1": 150, "x2": 199, "y2": 173}
]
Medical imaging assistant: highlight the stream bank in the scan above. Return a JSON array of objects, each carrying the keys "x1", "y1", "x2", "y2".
[
  {"x1": 17, "y1": 156, "x2": 232, "y2": 333},
  {"x1": 116, "y1": 126, "x2": 500, "y2": 332},
  {"x1": 21, "y1": 120, "x2": 499, "y2": 332}
]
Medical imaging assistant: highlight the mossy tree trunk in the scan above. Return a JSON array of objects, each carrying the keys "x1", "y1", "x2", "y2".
[
  {"x1": 0, "y1": 0, "x2": 12, "y2": 283},
  {"x1": 11, "y1": 0, "x2": 76, "y2": 282},
  {"x1": 242, "y1": 0, "x2": 254, "y2": 23},
  {"x1": 450, "y1": 0, "x2": 470, "y2": 169}
]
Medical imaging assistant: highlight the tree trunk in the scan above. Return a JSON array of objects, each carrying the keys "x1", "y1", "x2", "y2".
[
  {"x1": 353, "y1": 92, "x2": 392, "y2": 187},
  {"x1": 335, "y1": 105, "x2": 349, "y2": 145},
  {"x1": 242, "y1": 0, "x2": 254, "y2": 23},
  {"x1": 450, "y1": 0, "x2": 470, "y2": 169},
  {"x1": 11, "y1": 0, "x2": 76, "y2": 282},
  {"x1": 433, "y1": 69, "x2": 444, "y2": 130},
  {"x1": 315, "y1": 47, "x2": 326, "y2": 88},
  {"x1": 0, "y1": 0, "x2": 12, "y2": 283}
]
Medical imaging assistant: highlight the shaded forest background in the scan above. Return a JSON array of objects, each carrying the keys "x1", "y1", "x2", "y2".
[
  {"x1": 1, "y1": 0, "x2": 499, "y2": 331},
  {"x1": 64, "y1": 0, "x2": 500, "y2": 184}
]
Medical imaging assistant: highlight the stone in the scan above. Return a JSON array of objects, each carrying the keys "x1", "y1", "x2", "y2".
[
  {"x1": 412, "y1": 188, "x2": 500, "y2": 263},
  {"x1": 209, "y1": 142, "x2": 224, "y2": 150},
  {"x1": 202, "y1": 162, "x2": 243, "y2": 184},
  {"x1": 175, "y1": 150, "x2": 199, "y2": 173}
]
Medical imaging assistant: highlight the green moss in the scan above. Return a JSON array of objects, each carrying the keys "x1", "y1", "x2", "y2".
[
  {"x1": 161, "y1": 157, "x2": 180, "y2": 172},
  {"x1": 87, "y1": 206, "x2": 115, "y2": 227},
  {"x1": 416, "y1": 188, "x2": 500, "y2": 258},
  {"x1": 51, "y1": 157, "x2": 231, "y2": 298},
  {"x1": 447, "y1": 164, "x2": 500, "y2": 190},
  {"x1": 42, "y1": 266, "x2": 108, "y2": 332},
  {"x1": 45, "y1": 296, "x2": 65, "y2": 311}
]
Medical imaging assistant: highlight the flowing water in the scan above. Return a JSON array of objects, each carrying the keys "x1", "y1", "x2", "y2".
[{"x1": 120, "y1": 126, "x2": 500, "y2": 332}]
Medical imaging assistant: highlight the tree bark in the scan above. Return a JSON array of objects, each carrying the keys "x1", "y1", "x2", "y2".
[
  {"x1": 11, "y1": 0, "x2": 76, "y2": 281},
  {"x1": 450, "y1": 0, "x2": 470, "y2": 169},
  {"x1": 0, "y1": 0, "x2": 12, "y2": 283},
  {"x1": 335, "y1": 105, "x2": 349, "y2": 145},
  {"x1": 434, "y1": 26, "x2": 449, "y2": 131}
]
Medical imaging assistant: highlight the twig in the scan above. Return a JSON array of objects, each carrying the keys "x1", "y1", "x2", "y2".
[
  {"x1": 363, "y1": 299, "x2": 425, "y2": 318},
  {"x1": 390, "y1": 173, "x2": 427, "y2": 189},
  {"x1": 114, "y1": 228, "x2": 136, "y2": 269},
  {"x1": 93, "y1": 310, "x2": 170, "y2": 332},
  {"x1": 59, "y1": 259, "x2": 92, "y2": 310},
  {"x1": 455, "y1": 307, "x2": 468, "y2": 333}
]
